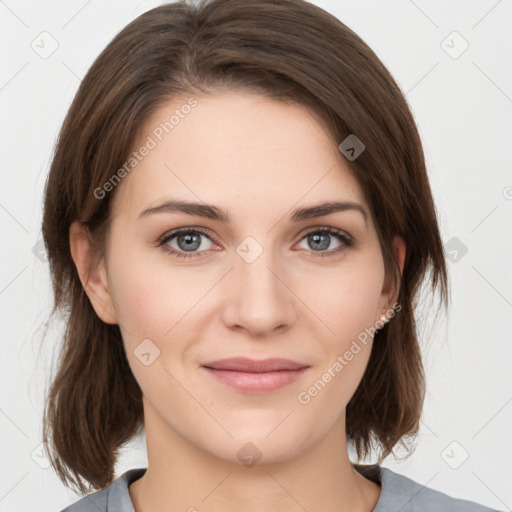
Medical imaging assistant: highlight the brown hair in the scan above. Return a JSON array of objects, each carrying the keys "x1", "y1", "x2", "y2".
[{"x1": 41, "y1": 0, "x2": 448, "y2": 494}]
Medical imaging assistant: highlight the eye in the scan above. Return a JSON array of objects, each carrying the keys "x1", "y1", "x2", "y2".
[
  {"x1": 158, "y1": 228, "x2": 217, "y2": 258},
  {"x1": 157, "y1": 226, "x2": 354, "y2": 260},
  {"x1": 296, "y1": 228, "x2": 353, "y2": 257}
]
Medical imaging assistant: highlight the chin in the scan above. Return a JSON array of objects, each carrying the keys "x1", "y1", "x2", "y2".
[{"x1": 198, "y1": 429, "x2": 311, "y2": 468}]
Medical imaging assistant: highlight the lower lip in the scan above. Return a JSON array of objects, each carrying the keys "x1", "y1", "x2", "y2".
[{"x1": 202, "y1": 367, "x2": 309, "y2": 392}]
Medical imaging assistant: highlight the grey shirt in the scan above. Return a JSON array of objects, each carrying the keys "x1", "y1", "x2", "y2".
[{"x1": 60, "y1": 465, "x2": 503, "y2": 511}]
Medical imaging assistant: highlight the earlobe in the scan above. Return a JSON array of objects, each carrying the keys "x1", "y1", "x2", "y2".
[{"x1": 69, "y1": 221, "x2": 118, "y2": 325}]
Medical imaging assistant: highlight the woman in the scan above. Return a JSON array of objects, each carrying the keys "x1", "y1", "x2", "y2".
[{"x1": 41, "y1": 0, "x2": 502, "y2": 510}]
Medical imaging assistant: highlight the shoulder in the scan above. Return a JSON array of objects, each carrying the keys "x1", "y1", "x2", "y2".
[
  {"x1": 354, "y1": 464, "x2": 504, "y2": 512},
  {"x1": 58, "y1": 468, "x2": 147, "y2": 512}
]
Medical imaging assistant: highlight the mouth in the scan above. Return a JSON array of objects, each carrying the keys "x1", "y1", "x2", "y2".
[{"x1": 200, "y1": 357, "x2": 310, "y2": 393}]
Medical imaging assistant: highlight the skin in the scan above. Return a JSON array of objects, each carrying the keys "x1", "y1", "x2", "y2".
[{"x1": 70, "y1": 90, "x2": 406, "y2": 512}]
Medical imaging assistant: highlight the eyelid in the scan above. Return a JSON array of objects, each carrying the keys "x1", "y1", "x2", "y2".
[
  {"x1": 297, "y1": 225, "x2": 353, "y2": 242},
  {"x1": 157, "y1": 225, "x2": 354, "y2": 258},
  {"x1": 157, "y1": 226, "x2": 220, "y2": 248}
]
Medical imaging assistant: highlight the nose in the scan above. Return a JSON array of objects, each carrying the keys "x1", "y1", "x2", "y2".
[{"x1": 221, "y1": 244, "x2": 297, "y2": 337}]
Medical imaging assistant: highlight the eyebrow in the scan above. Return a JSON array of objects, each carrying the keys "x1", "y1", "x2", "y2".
[{"x1": 137, "y1": 199, "x2": 368, "y2": 225}]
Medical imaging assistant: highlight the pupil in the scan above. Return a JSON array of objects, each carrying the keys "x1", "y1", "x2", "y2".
[
  {"x1": 178, "y1": 232, "x2": 201, "y2": 251},
  {"x1": 309, "y1": 233, "x2": 329, "y2": 251}
]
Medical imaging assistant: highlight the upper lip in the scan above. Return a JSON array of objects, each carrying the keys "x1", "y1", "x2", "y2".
[{"x1": 201, "y1": 357, "x2": 308, "y2": 372}]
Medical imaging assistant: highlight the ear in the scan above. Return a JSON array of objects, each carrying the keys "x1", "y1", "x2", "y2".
[
  {"x1": 69, "y1": 221, "x2": 118, "y2": 324},
  {"x1": 377, "y1": 235, "x2": 406, "y2": 321}
]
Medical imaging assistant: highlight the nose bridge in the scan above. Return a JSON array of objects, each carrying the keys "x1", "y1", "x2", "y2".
[{"x1": 223, "y1": 235, "x2": 296, "y2": 334}]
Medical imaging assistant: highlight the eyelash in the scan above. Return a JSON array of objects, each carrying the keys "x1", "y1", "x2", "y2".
[{"x1": 157, "y1": 227, "x2": 354, "y2": 259}]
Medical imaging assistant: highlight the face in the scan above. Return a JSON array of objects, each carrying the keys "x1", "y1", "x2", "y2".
[{"x1": 74, "y1": 90, "x2": 404, "y2": 466}]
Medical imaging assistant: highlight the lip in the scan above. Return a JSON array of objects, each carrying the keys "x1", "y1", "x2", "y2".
[
  {"x1": 200, "y1": 358, "x2": 310, "y2": 393},
  {"x1": 201, "y1": 357, "x2": 308, "y2": 372}
]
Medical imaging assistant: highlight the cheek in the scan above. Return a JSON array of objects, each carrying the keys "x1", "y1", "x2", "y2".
[
  {"x1": 301, "y1": 259, "x2": 384, "y2": 340},
  {"x1": 108, "y1": 256, "x2": 193, "y2": 396},
  {"x1": 296, "y1": 267, "x2": 383, "y2": 413},
  {"x1": 105, "y1": 244, "x2": 176, "y2": 365},
  {"x1": 108, "y1": 243, "x2": 201, "y2": 336}
]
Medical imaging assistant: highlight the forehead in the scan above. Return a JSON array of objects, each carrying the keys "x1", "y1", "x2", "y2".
[{"x1": 110, "y1": 91, "x2": 367, "y2": 221}]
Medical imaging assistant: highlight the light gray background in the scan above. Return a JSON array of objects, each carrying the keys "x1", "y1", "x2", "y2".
[{"x1": 1, "y1": 0, "x2": 511, "y2": 510}]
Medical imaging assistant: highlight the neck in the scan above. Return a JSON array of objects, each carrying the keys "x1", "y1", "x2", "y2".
[{"x1": 129, "y1": 402, "x2": 381, "y2": 512}]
